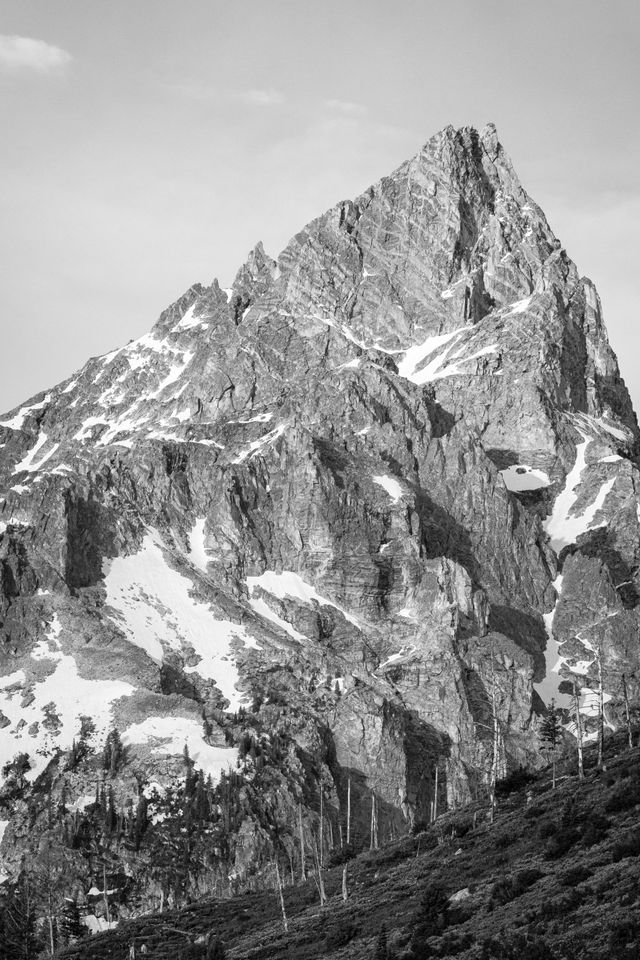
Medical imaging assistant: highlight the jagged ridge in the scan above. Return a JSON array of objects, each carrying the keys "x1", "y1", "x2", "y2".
[{"x1": 0, "y1": 123, "x2": 639, "y2": 924}]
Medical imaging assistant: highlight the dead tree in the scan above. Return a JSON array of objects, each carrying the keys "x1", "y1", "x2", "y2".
[
  {"x1": 596, "y1": 645, "x2": 605, "y2": 768},
  {"x1": 369, "y1": 792, "x2": 378, "y2": 851},
  {"x1": 622, "y1": 673, "x2": 633, "y2": 750},
  {"x1": 274, "y1": 860, "x2": 288, "y2": 933},
  {"x1": 311, "y1": 838, "x2": 326, "y2": 906},
  {"x1": 572, "y1": 682, "x2": 585, "y2": 780},
  {"x1": 298, "y1": 804, "x2": 306, "y2": 882}
]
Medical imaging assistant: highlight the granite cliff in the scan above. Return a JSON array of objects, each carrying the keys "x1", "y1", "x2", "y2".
[{"x1": 0, "y1": 123, "x2": 639, "y2": 923}]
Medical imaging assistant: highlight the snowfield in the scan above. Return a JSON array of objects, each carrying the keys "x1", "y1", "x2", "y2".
[
  {"x1": 543, "y1": 432, "x2": 615, "y2": 553},
  {"x1": 122, "y1": 716, "x2": 237, "y2": 782},
  {"x1": 247, "y1": 570, "x2": 360, "y2": 627},
  {"x1": 0, "y1": 617, "x2": 135, "y2": 782},
  {"x1": 103, "y1": 532, "x2": 254, "y2": 710}
]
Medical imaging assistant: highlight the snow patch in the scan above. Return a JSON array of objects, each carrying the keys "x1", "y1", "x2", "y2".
[
  {"x1": 83, "y1": 916, "x2": 118, "y2": 934},
  {"x1": 174, "y1": 304, "x2": 208, "y2": 331},
  {"x1": 122, "y1": 716, "x2": 237, "y2": 782},
  {"x1": 379, "y1": 645, "x2": 417, "y2": 670},
  {"x1": 0, "y1": 395, "x2": 50, "y2": 431},
  {"x1": 247, "y1": 571, "x2": 360, "y2": 627},
  {"x1": 508, "y1": 296, "x2": 532, "y2": 314},
  {"x1": 543, "y1": 433, "x2": 616, "y2": 553},
  {"x1": 103, "y1": 534, "x2": 253, "y2": 710},
  {"x1": 147, "y1": 352, "x2": 194, "y2": 399},
  {"x1": 12, "y1": 433, "x2": 59, "y2": 474},
  {"x1": 572, "y1": 411, "x2": 630, "y2": 443},
  {"x1": 396, "y1": 329, "x2": 465, "y2": 384},
  {"x1": 0, "y1": 640, "x2": 134, "y2": 782},
  {"x1": 69, "y1": 794, "x2": 97, "y2": 813},
  {"x1": 373, "y1": 474, "x2": 403, "y2": 503},
  {"x1": 246, "y1": 590, "x2": 305, "y2": 643},
  {"x1": 535, "y1": 575, "x2": 572, "y2": 708},
  {"x1": 189, "y1": 518, "x2": 211, "y2": 572},
  {"x1": 233, "y1": 425, "x2": 285, "y2": 464},
  {"x1": 500, "y1": 464, "x2": 550, "y2": 492},
  {"x1": 235, "y1": 413, "x2": 273, "y2": 424}
]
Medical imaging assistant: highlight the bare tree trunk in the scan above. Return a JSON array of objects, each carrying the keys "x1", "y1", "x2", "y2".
[
  {"x1": 47, "y1": 893, "x2": 55, "y2": 957},
  {"x1": 103, "y1": 862, "x2": 109, "y2": 923},
  {"x1": 319, "y1": 786, "x2": 324, "y2": 868},
  {"x1": 298, "y1": 804, "x2": 306, "y2": 882},
  {"x1": 44, "y1": 838, "x2": 56, "y2": 956},
  {"x1": 369, "y1": 793, "x2": 378, "y2": 850},
  {"x1": 346, "y1": 775, "x2": 351, "y2": 846},
  {"x1": 597, "y1": 651, "x2": 604, "y2": 768},
  {"x1": 622, "y1": 673, "x2": 633, "y2": 749},
  {"x1": 342, "y1": 863, "x2": 348, "y2": 902},
  {"x1": 311, "y1": 839, "x2": 326, "y2": 906},
  {"x1": 573, "y1": 682, "x2": 584, "y2": 780},
  {"x1": 490, "y1": 654, "x2": 499, "y2": 824},
  {"x1": 274, "y1": 860, "x2": 288, "y2": 933},
  {"x1": 432, "y1": 763, "x2": 439, "y2": 823}
]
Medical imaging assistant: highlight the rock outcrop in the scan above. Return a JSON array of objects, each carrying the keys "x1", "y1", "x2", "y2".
[{"x1": 1, "y1": 123, "x2": 639, "y2": 909}]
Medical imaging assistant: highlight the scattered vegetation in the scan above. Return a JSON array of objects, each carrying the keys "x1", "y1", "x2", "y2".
[{"x1": 2, "y1": 727, "x2": 640, "y2": 960}]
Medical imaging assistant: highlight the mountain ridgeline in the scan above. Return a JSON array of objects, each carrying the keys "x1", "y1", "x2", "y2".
[{"x1": 0, "y1": 123, "x2": 639, "y2": 923}]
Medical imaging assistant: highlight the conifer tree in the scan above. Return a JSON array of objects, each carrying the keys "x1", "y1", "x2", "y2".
[
  {"x1": 375, "y1": 923, "x2": 388, "y2": 960},
  {"x1": 134, "y1": 794, "x2": 148, "y2": 851},
  {"x1": 540, "y1": 700, "x2": 562, "y2": 789},
  {"x1": 59, "y1": 898, "x2": 84, "y2": 945},
  {"x1": 105, "y1": 787, "x2": 118, "y2": 834},
  {"x1": 2, "y1": 872, "x2": 41, "y2": 960},
  {"x1": 206, "y1": 936, "x2": 225, "y2": 960},
  {"x1": 103, "y1": 728, "x2": 124, "y2": 776}
]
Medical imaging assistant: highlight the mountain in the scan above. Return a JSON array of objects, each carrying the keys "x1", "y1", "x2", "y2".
[
  {"x1": 0, "y1": 122, "x2": 639, "y2": 926},
  {"x1": 53, "y1": 733, "x2": 640, "y2": 960}
]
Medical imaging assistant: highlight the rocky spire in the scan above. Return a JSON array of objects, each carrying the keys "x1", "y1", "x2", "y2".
[{"x1": 0, "y1": 125, "x2": 639, "y2": 897}]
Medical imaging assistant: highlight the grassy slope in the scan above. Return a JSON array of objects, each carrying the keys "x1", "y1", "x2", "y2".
[{"x1": 60, "y1": 733, "x2": 640, "y2": 960}]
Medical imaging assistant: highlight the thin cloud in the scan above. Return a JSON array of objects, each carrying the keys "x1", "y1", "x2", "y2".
[
  {"x1": 324, "y1": 98, "x2": 367, "y2": 118},
  {"x1": 239, "y1": 88, "x2": 285, "y2": 107},
  {"x1": 0, "y1": 35, "x2": 71, "y2": 73},
  {"x1": 162, "y1": 80, "x2": 219, "y2": 102}
]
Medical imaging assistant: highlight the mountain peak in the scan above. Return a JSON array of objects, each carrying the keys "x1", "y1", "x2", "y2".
[{"x1": 1, "y1": 123, "x2": 639, "y2": 920}]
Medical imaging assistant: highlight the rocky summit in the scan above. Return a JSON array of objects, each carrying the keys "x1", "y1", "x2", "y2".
[{"x1": 0, "y1": 123, "x2": 639, "y2": 926}]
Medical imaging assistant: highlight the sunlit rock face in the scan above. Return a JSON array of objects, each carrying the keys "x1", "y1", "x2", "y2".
[{"x1": 1, "y1": 123, "x2": 639, "y2": 891}]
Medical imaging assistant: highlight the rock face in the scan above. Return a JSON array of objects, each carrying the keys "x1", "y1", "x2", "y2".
[{"x1": 0, "y1": 123, "x2": 639, "y2": 905}]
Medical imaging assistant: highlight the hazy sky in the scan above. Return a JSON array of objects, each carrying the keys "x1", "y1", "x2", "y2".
[{"x1": 1, "y1": 0, "x2": 639, "y2": 413}]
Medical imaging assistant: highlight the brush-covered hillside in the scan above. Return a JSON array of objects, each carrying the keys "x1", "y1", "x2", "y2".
[{"x1": 7, "y1": 731, "x2": 634, "y2": 960}]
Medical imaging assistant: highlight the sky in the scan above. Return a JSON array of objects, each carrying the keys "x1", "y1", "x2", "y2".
[{"x1": 1, "y1": 0, "x2": 639, "y2": 414}]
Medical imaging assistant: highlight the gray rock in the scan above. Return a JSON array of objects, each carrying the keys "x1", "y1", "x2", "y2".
[{"x1": 0, "y1": 123, "x2": 638, "y2": 896}]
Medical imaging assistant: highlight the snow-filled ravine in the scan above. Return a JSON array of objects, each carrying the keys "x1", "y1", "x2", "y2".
[
  {"x1": 543, "y1": 431, "x2": 615, "y2": 554},
  {"x1": 103, "y1": 532, "x2": 255, "y2": 711},
  {"x1": 536, "y1": 431, "x2": 617, "y2": 709},
  {"x1": 246, "y1": 570, "x2": 361, "y2": 628}
]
